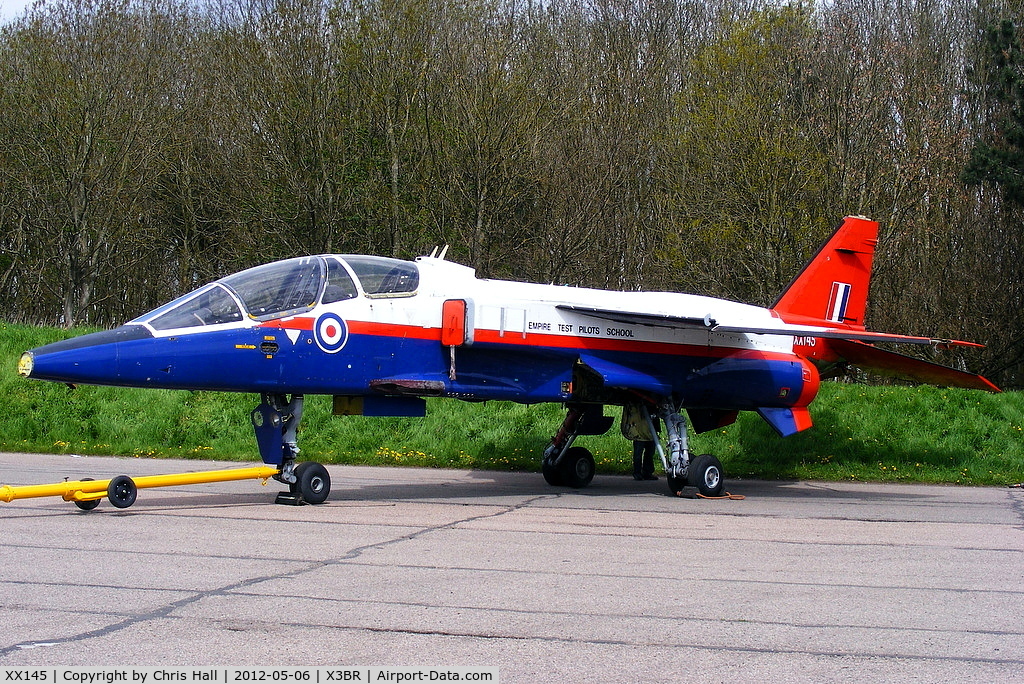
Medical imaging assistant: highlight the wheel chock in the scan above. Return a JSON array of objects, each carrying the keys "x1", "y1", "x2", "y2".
[{"x1": 274, "y1": 491, "x2": 306, "y2": 506}]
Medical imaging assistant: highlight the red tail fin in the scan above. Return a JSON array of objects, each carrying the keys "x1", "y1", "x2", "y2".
[
  {"x1": 772, "y1": 216, "x2": 999, "y2": 392},
  {"x1": 771, "y1": 216, "x2": 878, "y2": 329}
]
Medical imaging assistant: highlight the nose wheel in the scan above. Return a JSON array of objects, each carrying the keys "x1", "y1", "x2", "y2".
[{"x1": 289, "y1": 462, "x2": 332, "y2": 504}]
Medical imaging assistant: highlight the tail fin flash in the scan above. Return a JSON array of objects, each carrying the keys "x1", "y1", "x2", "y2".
[{"x1": 772, "y1": 216, "x2": 878, "y2": 329}]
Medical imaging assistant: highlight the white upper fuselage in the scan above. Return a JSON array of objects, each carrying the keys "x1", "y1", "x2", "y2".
[{"x1": 406, "y1": 256, "x2": 793, "y2": 356}]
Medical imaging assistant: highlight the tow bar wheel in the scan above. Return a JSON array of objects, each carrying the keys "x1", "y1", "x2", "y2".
[
  {"x1": 73, "y1": 478, "x2": 101, "y2": 511},
  {"x1": 107, "y1": 475, "x2": 138, "y2": 509}
]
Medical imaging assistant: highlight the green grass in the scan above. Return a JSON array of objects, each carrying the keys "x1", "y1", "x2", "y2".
[{"x1": 4, "y1": 321, "x2": 1023, "y2": 485}]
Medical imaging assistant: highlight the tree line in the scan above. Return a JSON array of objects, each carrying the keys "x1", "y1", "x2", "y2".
[{"x1": 2, "y1": 0, "x2": 1024, "y2": 387}]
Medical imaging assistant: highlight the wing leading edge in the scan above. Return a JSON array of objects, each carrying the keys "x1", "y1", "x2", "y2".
[{"x1": 558, "y1": 304, "x2": 983, "y2": 349}]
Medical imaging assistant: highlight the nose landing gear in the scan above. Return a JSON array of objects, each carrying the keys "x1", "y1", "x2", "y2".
[{"x1": 253, "y1": 393, "x2": 332, "y2": 505}]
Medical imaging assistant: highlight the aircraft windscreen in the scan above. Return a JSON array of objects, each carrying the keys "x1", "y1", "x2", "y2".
[
  {"x1": 133, "y1": 256, "x2": 412, "y2": 331},
  {"x1": 342, "y1": 256, "x2": 419, "y2": 296},
  {"x1": 146, "y1": 285, "x2": 243, "y2": 330},
  {"x1": 323, "y1": 258, "x2": 358, "y2": 304},
  {"x1": 221, "y1": 257, "x2": 325, "y2": 320}
]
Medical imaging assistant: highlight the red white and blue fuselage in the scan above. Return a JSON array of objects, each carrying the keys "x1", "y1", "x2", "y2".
[
  {"x1": 19, "y1": 216, "x2": 997, "y2": 496},
  {"x1": 21, "y1": 252, "x2": 822, "y2": 426}
]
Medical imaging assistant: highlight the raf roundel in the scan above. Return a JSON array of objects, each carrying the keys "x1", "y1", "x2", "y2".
[{"x1": 314, "y1": 312, "x2": 349, "y2": 353}]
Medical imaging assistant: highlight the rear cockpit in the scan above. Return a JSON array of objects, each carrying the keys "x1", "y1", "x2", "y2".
[{"x1": 131, "y1": 255, "x2": 420, "y2": 331}]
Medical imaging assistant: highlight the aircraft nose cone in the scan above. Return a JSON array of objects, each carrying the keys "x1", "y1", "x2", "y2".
[
  {"x1": 18, "y1": 351, "x2": 34, "y2": 378},
  {"x1": 21, "y1": 325, "x2": 153, "y2": 386}
]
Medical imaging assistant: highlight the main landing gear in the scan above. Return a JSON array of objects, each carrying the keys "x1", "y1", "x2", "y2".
[
  {"x1": 251, "y1": 393, "x2": 331, "y2": 505},
  {"x1": 542, "y1": 405, "x2": 613, "y2": 488},
  {"x1": 542, "y1": 401, "x2": 727, "y2": 497},
  {"x1": 654, "y1": 402, "x2": 726, "y2": 497},
  {"x1": 687, "y1": 454, "x2": 725, "y2": 497}
]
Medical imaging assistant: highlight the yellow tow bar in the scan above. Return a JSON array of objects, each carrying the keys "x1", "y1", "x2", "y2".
[{"x1": 0, "y1": 465, "x2": 281, "y2": 510}]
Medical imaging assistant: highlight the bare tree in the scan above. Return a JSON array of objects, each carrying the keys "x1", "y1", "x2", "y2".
[{"x1": 0, "y1": 0, "x2": 196, "y2": 325}]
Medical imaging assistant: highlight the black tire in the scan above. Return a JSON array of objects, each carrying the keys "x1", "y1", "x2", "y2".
[
  {"x1": 541, "y1": 457, "x2": 563, "y2": 486},
  {"x1": 666, "y1": 474, "x2": 686, "y2": 496},
  {"x1": 559, "y1": 446, "x2": 595, "y2": 489},
  {"x1": 107, "y1": 475, "x2": 137, "y2": 509},
  {"x1": 688, "y1": 454, "x2": 725, "y2": 497},
  {"x1": 74, "y1": 478, "x2": 101, "y2": 511},
  {"x1": 294, "y1": 462, "x2": 331, "y2": 504}
]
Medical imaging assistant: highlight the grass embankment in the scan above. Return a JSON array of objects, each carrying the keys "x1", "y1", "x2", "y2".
[{"x1": 3, "y1": 321, "x2": 1022, "y2": 485}]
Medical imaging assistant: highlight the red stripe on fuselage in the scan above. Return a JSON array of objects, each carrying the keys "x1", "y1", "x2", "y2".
[
  {"x1": 336, "y1": 318, "x2": 801, "y2": 363},
  {"x1": 259, "y1": 317, "x2": 315, "y2": 331},
  {"x1": 260, "y1": 317, "x2": 441, "y2": 341},
  {"x1": 472, "y1": 327, "x2": 803, "y2": 362},
  {"x1": 347, "y1": 320, "x2": 440, "y2": 340}
]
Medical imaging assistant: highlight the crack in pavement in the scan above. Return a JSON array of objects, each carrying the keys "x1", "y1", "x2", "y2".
[{"x1": 0, "y1": 494, "x2": 556, "y2": 658}]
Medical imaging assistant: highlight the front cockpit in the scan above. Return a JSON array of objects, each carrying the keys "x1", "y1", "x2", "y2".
[{"x1": 131, "y1": 255, "x2": 420, "y2": 331}]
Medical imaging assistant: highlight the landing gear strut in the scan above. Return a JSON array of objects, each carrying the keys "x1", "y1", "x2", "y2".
[
  {"x1": 645, "y1": 402, "x2": 726, "y2": 497},
  {"x1": 657, "y1": 403, "x2": 690, "y2": 495},
  {"x1": 251, "y1": 393, "x2": 331, "y2": 504},
  {"x1": 542, "y1": 405, "x2": 612, "y2": 488}
]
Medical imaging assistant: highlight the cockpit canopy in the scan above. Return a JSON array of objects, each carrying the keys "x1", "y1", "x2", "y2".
[{"x1": 132, "y1": 255, "x2": 419, "y2": 331}]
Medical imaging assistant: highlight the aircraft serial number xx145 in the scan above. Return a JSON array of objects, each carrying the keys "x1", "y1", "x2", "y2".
[{"x1": 14, "y1": 216, "x2": 998, "y2": 508}]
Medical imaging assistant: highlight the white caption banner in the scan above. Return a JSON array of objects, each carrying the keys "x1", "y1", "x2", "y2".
[{"x1": 1, "y1": 668, "x2": 498, "y2": 684}]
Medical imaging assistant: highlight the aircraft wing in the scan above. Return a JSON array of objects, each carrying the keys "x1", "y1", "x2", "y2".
[
  {"x1": 558, "y1": 305, "x2": 983, "y2": 348},
  {"x1": 556, "y1": 305, "x2": 714, "y2": 329},
  {"x1": 828, "y1": 339, "x2": 1000, "y2": 392},
  {"x1": 711, "y1": 324, "x2": 984, "y2": 348}
]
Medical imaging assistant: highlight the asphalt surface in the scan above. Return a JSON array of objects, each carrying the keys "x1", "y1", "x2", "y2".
[{"x1": 1, "y1": 452, "x2": 1023, "y2": 682}]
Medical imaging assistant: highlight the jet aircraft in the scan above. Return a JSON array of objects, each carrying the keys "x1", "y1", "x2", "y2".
[{"x1": 16, "y1": 216, "x2": 998, "y2": 505}]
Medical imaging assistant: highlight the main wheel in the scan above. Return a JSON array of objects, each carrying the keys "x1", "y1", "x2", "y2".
[
  {"x1": 74, "y1": 478, "x2": 101, "y2": 511},
  {"x1": 294, "y1": 462, "x2": 331, "y2": 504},
  {"x1": 559, "y1": 446, "x2": 595, "y2": 489},
  {"x1": 107, "y1": 475, "x2": 138, "y2": 509},
  {"x1": 542, "y1": 457, "x2": 563, "y2": 486},
  {"x1": 688, "y1": 454, "x2": 725, "y2": 497},
  {"x1": 666, "y1": 473, "x2": 686, "y2": 496}
]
